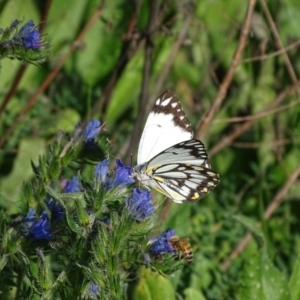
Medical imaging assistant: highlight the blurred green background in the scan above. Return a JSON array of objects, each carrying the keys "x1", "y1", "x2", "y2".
[{"x1": 1, "y1": 0, "x2": 300, "y2": 299}]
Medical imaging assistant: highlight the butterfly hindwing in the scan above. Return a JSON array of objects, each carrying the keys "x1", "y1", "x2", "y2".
[
  {"x1": 153, "y1": 164, "x2": 219, "y2": 202},
  {"x1": 147, "y1": 139, "x2": 208, "y2": 168},
  {"x1": 143, "y1": 139, "x2": 219, "y2": 202}
]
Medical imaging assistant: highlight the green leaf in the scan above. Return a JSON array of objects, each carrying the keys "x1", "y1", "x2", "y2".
[
  {"x1": 0, "y1": 138, "x2": 45, "y2": 213},
  {"x1": 233, "y1": 214, "x2": 265, "y2": 246},
  {"x1": 133, "y1": 267, "x2": 176, "y2": 300},
  {"x1": 106, "y1": 54, "x2": 143, "y2": 124},
  {"x1": 184, "y1": 288, "x2": 207, "y2": 300},
  {"x1": 45, "y1": 186, "x2": 81, "y2": 233},
  {"x1": 47, "y1": 108, "x2": 81, "y2": 135},
  {"x1": 236, "y1": 248, "x2": 291, "y2": 300},
  {"x1": 289, "y1": 253, "x2": 300, "y2": 300}
]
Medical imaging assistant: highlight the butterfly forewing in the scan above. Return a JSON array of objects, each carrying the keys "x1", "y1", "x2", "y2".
[{"x1": 137, "y1": 91, "x2": 193, "y2": 165}]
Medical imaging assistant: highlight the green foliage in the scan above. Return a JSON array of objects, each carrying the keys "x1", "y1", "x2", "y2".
[
  {"x1": 133, "y1": 267, "x2": 176, "y2": 300},
  {"x1": 237, "y1": 248, "x2": 291, "y2": 300},
  {"x1": 1, "y1": 0, "x2": 300, "y2": 299},
  {"x1": 0, "y1": 125, "x2": 184, "y2": 299}
]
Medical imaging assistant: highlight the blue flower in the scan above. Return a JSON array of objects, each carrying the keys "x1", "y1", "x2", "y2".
[
  {"x1": 90, "y1": 281, "x2": 100, "y2": 295},
  {"x1": 64, "y1": 176, "x2": 80, "y2": 193},
  {"x1": 112, "y1": 159, "x2": 135, "y2": 187},
  {"x1": 95, "y1": 159, "x2": 109, "y2": 184},
  {"x1": 30, "y1": 211, "x2": 52, "y2": 240},
  {"x1": 18, "y1": 20, "x2": 41, "y2": 49},
  {"x1": 125, "y1": 188, "x2": 155, "y2": 221},
  {"x1": 83, "y1": 120, "x2": 102, "y2": 141},
  {"x1": 45, "y1": 197, "x2": 64, "y2": 221},
  {"x1": 149, "y1": 228, "x2": 176, "y2": 255},
  {"x1": 23, "y1": 208, "x2": 36, "y2": 229}
]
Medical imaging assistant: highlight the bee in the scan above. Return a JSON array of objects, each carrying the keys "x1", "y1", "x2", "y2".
[{"x1": 169, "y1": 236, "x2": 193, "y2": 263}]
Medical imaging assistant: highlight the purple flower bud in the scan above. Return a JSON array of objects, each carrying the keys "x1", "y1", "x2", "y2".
[
  {"x1": 64, "y1": 176, "x2": 81, "y2": 193},
  {"x1": 125, "y1": 188, "x2": 154, "y2": 221},
  {"x1": 90, "y1": 282, "x2": 100, "y2": 295},
  {"x1": 112, "y1": 159, "x2": 135, "y2": 187},
  {"x1": 95, "y1": 159, "x2": 109, "y2": 183},
  {"x1": 23, "y1": 208, "x2": 36, "y2": 228},
  {"x1": 30, "y1": 211, "x2": 52, "y2": 240},
  {"x1": 45, "y1": 197, "x2": 64, "y2": 221},
  {"x1": 18, "y1": 20, "x2": 41, "y2": 49},
  {"x1": 83, "y1": 120, "x2": 102, "y2": 141}
]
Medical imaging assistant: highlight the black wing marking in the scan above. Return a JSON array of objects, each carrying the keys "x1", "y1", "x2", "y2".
[
  {"x1": 153, "y1": 164, "x2": 219, "y2": 202},
  {"x1": 153, "y1": 91, "x2": 193, "y2": 135}
]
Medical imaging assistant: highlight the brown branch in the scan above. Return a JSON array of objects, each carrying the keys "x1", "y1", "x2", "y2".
[
  {"x1": 241, "y1": 39, "x2": 300, "y2": 63},
  {"x1": 221, "y1": 162, "x2": 300, "y2": 270},
  {"x1": 259, "y1": 0, "x2": 300, "y2": 97},
  {"x1": 39, "y1": 0, "x2": 53, "y2": 32},
  {"x1": 209, "y1": 79, "x2": 300, "y2": 157},
  {"x1": 232, "y1": 138, "x2": 297, "y2": 149},
  {"x1": 0, "y1": 5, "x2": 104, "y2": 149},
  {"x1": 212, "y1": 98, "x2": 300, "y2": 124},
  {"x1": 0, "y1": 65, "x2": 27, "y2": 115},
  {"x1": 196, "y1": 0, "x2": 257, "y2": 140}
]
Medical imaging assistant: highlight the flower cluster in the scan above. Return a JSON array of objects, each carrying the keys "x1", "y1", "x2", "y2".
[
  {"x1": 24, "y1": 176, "x2": 82, "y2": 239},
  {"x1": 94, "y1": 157, "x2": 155, "y2": 221},
  {"x1": 95, "y1": 158, "x2": 135, "y2": 189},
  {"x1": 45, "y1": 176, "x2": 81, "y2": 222},
  {"x1": 0, "y1": 19, "x2": 51, "y2": 63},
  {"x1": 8, "y1": 118, "x2": 185, "y2": 298},
  {"x1": 15, "y1": 20, "x2": 41, "y2": 49}
]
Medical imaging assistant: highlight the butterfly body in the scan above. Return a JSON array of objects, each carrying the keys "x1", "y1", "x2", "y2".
[{"x1": 131, "y1": 91, "x2": 219, "y2": 203}]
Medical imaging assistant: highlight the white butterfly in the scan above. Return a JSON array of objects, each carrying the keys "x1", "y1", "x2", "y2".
[{"x1": 131, "y1": 91, "x2": 219, "y2": 203}]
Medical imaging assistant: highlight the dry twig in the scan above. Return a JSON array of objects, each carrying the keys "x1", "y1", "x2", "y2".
[
  {"x1": 196, "y1": 0, "x2": 257, "y2": 139},
  {"x1": 209, "y1": 79, "x2": 300, "y2": 157},
  {"x1": 259, "y1": 0, "x2": 300, "y2": 97}
]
